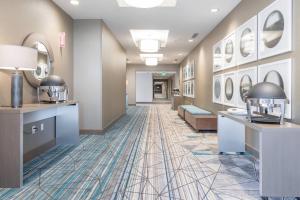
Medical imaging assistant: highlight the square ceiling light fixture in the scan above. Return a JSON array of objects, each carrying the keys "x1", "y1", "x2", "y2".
[
  {"x1": 145, "y1": 57, "x2": 158, "y2": 66},
  {"x1": 139, "y1": 39, "x2": 160, "y2": 53},
  {"x1": 140, "y1": 54, "x2": 163, "y2": 66},
  {"x1": 130, "y1": 30, "x2": 169, "y2": 52},
  {"x1": 117, "y1": 0, "x2": 177, "y2": 8}
]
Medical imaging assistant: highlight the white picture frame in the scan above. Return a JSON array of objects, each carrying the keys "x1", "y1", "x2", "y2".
[
  {"x1": 258, "y1": 0, "x2": 293, "y2": 59},
  {"x1": 213, "y1": 41, "x2": 224, "y2": 72},
  {"x1": 213, "y1": 74, "x2": 223, "y2": 104},
  {"x1": 258, "y1": 59, "x2": 292, "y2": 119},
  {"x1": 223, "y1": 32, "x2": 236, "y2": 69},
  {"x1": 223, "y1": 71, "x2": 237, "y2": 107},
  {"x1": 237, "y1": 66, "x2": 258, "y2": 108},
  {"x1": 236, "y1": 16, "x2": 258, "y2": 65}
]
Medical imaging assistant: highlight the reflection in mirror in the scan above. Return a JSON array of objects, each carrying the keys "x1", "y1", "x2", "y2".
[
  {"x1": 22, "y1": 33, "x2": 54, "y2": 88},
  {"x1": 35, "y1": 42, "x2": 50, "y2": 80}
]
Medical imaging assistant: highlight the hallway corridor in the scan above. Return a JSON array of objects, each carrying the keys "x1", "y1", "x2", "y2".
[{"x1": 0, "y1": 105, "x2": 260, "y2": 200}]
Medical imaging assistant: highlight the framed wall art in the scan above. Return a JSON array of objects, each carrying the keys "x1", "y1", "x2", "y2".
[
  {"x1": 237, "y1": 66, "x2": 258, "y2": 108},
  {"x1": 236, "y1": 16, "x2": 258, "y2": 65},
  {"x1": 258, "y1": 59, "x2": 292, "y2": 119},
  {"x1": 258, "y1": 0, "x2": 293, "y2": 59},
  {"x1": 223, "y1": 71, "x2": 237, "y2": 107},
  {"x1": 213, "y1": 41, "x2": 224, "y2": 72},
  {"x1": 213, "y1": 74, "x2": 223, "y2": 104},
  {"x1": 223, "y1": 32, "x2": 236, "y2": 69}
]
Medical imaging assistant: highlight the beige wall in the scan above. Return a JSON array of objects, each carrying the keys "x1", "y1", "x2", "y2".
[
  {"x1": 73, "y1": 20, "x2": 126, "y2": 131},
  {"x1": 0, "y1": 0, "x2": 73, "y2": 106},
  {"x1": 180, "y1": 0, "x2": 300, "y2": 151},
  {"x1": 73, "y1": 20, "x2": 103, "y2": 131},
  {"x1": 126, "y1": 64, "x2": 180, "y2": 105},
  {"x1": 102, "y1": 23, "x2": 127, "y2": 129}
]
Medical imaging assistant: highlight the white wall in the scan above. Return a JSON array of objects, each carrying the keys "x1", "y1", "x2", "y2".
[
  {"x1": 73, "y1": 19, "x2": 102, "y2": 131},
  {"x1": 136, "y1": 72, "x2": 153, "y2": 103},
  {"x1": 126, "y1": 64, "x2": 180, "y2": 105}
]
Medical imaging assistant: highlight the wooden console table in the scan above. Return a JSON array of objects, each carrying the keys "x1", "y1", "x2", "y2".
[
  {"x1": 218, "y1": 111, "x2": 300, "y2": 199},
  {"x1": 0, "y1": 102, "x2": 80, "y2": 188}
]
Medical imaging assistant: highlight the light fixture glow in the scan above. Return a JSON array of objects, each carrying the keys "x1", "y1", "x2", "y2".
[
  {"x1": 211, "y1": 8, "x2": 219, "y2": 13},
  {"x1": 139, "y1": 39, "x2": 160, "y2": 53},
  {"x1": 145, "y1": 57, "x2": 158, "y2": 66},
  {"x1": 124, "y1": 0, "x2": 164, "y2": 8},
  {"x1": 188, "y1": 39, "x2": 194, "y2": 43},
  {"x1": 70, "y1": 0, "x2": 79, "y2": 5},
  {"x1": 130, "y1": 30, "x2": 169, "y2": 48}
]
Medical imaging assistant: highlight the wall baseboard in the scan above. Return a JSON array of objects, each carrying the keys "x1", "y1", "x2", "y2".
[
  {"x1": 246, "y1": 144, "x2": 259, "y2": 159},
  {"x1": 80, "y1": 129, "x2": 104, "y2": 135}
]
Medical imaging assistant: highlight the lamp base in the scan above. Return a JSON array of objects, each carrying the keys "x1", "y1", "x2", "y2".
[{"x1": 11, "y1": 71, "x2": 23, "y2": 108}]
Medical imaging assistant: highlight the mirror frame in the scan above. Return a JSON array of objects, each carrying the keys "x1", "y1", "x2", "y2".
[{"x1": 22, "y1": 33, "x2": 54, "y2": 88}]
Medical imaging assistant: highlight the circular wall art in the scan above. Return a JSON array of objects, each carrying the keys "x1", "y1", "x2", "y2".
[
  {"x1": 239, "y1": 75, "x2": 252, "y2": 102},
  {"x1": 240, "y1": 28, "x2": 254, "y2": 57},
  {"x1": 225, "y1": 40, "x2": 234, "y2": 63},
  {"x1": 225, "y1": 77, "x2": 234, "y2": 100},
  {"x1": 214, "y1": 79, "x2": 221, "y2": 99},
  {"x1": 263, "y1": 10, "x2": 284, "y2": 49},
  {"x1": 263, "y1": 70, "x2": 284, "y2": 90}
]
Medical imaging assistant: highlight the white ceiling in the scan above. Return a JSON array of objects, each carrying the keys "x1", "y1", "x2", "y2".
[{"x1": 53, "y1": 0, "x2": 241, "y2": 65}]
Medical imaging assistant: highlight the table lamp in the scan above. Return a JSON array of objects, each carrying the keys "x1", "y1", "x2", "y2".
[{"x1": 0, "y1": 45, "x2": 37, "y2": 108}]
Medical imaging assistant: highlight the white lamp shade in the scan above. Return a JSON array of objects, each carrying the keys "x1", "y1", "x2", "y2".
[
  {"x1": 0, "y1": 45, "x2": 37, "y2": 71},
  {"x1": 139, "y1": 39, "x2": 160, "y2": 53}
]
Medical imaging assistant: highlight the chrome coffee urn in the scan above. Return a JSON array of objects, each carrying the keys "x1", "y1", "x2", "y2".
[
  {"x1": 38, "y1": 75, "x2": 68, "y2": 103},
  {"x1": 244, "y1": 82, "x2": 289, "y2": 125}
]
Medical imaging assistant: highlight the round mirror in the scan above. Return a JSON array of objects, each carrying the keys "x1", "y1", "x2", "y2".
[
  {"x1": 240, "y1": 75, "x2": 253, "y2": 102},
  {"x1": 225, "y1": 77, "x2": 234, "y2": 100},
  {"x1": 22, "y1": 33, "x2": 54, "y2": 88},
  {"x1": 240, "y1": 28, "x2": 254, "y2": 57},
  {"x1": 225, "y1": 40, "x2": 234, "y2": 63},
  {"x1": 263, "y1": 10, "x2": 284, "y2": 49},
  {"x1": 214, "y1": 79, "x2": 221, "y2": 99},
  {"x1": 264, "y1": 70, "x2": 284, "y2": 90}
]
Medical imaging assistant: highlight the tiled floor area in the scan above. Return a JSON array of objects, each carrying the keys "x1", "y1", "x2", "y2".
[{"x1": 0, "y1": 105, "x2": 294, "y2": 200}]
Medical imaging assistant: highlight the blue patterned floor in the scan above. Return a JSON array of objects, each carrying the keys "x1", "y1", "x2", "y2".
[{"x1": 0, "y1": 105, "x2": 293, "y2": 199}]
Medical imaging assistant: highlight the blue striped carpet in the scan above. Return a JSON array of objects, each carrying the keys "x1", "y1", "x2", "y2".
[{"x1": 0, "y1": 105, "x2": 266, "y2": 199}]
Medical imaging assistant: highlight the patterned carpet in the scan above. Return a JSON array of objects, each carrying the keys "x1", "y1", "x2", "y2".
[{"x1": 0, "y1": 105, "x2": 274, "y2": 200}]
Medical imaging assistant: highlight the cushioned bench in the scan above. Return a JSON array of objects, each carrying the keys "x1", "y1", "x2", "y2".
[
  {"x1": 178, "y1": 105, "x2": 195, "y2": 119},
  {"x1": 178, "y1": 105, "x2": 217, "y2": 131}
]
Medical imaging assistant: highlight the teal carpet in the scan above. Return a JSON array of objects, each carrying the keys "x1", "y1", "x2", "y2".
[{"x1": 0, "y1": 105, "x2": 288, "y2": 200}]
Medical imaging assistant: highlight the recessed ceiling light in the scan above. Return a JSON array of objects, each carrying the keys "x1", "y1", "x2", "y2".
[
  {"x1": 139, "y1": 39, "x2": 160, "y2": 53},
  {"x1": 145, "y1": 57, "x2": 158, "y2": 66},
  {"x1": 188, "y1": 39, "x2": 194, "y2": 43},
  {"x1": 70, "y1": 0, "x2": 79, "y2": 5},
  {"x1": 130, "y1": 29, "x2": 169, "y2": 49},
  {"x1": 178, "y1": 53, "x2": 183, "y2": 56},
  {"x1": 117, "y1": 0, "x2": 177, "y2": 8},
  {"x1": 211, "y1": 8, "x2": 220, "y2": 13},
  {"x1": 140, "y1": 54, "x2": 163, "y2": 60},
  {"x1": 124, "y1": 0, "x2": 163, "y2": 8}
]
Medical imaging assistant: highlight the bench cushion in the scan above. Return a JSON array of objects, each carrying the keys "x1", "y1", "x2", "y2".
[{"x1": 180, "y1": 105, "x2": 211, "y2": 115}]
